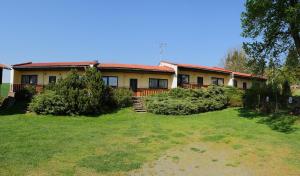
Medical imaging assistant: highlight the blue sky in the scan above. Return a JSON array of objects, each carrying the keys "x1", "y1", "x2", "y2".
[{"x1": 0, "y1": 0, "x2": 245, "y2": 82}]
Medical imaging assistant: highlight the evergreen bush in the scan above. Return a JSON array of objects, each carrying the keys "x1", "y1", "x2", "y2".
[
  {"x1": 29, "y1": 90, "x2": 66, "y2": 115},
  {"x1": 29, "y1": 68, "x2": 134, "y2": 115},
  {"x1": 144, "y1": 86, "x2": 228, "y2": 115},
  {"x1": 112, "y1": 88, "x2": 133, "y2": 108}
]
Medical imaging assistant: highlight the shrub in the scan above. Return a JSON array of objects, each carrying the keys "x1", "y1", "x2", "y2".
[
  {"x1": 112, "y1": 88, "x2": 133, "y2": 108},
  {"x1": 144, "y1": 86, "x2": 228, "y2": 115},
  {"x1": 29, "y1": 68, "x2": 134, "y2": 116},
  {"x1": 0, "y1": 96, "x2": 4, "y2": 107},
  {"x1": 269, "y1": 117, "x2": 296, "y2": 132},
  {"x1": 260, "y1": 115, "x2": 296, "y2": 133},
  {"x1": 224, "y1": 86, "x2": 244, "y2": 107},
  {"x1": 30, "y1": 68, "x2": 109, "y2": 115},
  {"x1": 29, "y1": 90, "x2": 66, "y2": 115},
  {"x1": 15, "y1": 85, "x2": 36, "y2": 100}
]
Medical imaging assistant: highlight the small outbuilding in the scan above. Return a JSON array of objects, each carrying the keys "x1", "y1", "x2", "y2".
[{"x1": 0, "y1": 64, "x2": 10, "y2": 85}]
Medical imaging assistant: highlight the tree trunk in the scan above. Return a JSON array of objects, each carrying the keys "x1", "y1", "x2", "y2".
[{"x1": 291, "y1": 29, "x2": 300, "y2": 57}]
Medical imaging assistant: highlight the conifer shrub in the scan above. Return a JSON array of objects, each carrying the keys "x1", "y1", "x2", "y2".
[
  {"x1": 112, "y1": 88, "x2": 133, "y2": 108},
  {"x1": 144, "y1": 86, "x2": 228, "y2": 115},
  {"x1": 28, "y1": 90, "x2": 66, "y2": 115},
  {"x1": 29, "y1": 68, "x2": 132, "y2": 115}
]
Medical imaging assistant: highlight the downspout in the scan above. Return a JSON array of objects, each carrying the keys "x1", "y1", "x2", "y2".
[
  {"x1": 10, "y1": 68, "x2": 14, "y2": 93},
  {"x1": 228, "y1": 72, "x2": 234, "y2": 87}
]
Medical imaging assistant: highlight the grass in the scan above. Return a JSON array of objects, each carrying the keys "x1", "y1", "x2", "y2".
[
  {"x1": 0, "y1": 83, "x2": 9, "y2": 97},
  {"x1": 292, "y1": 89, "x2": 300, "y2": 96},
  {"x1": 0, "y1": 105, "x2": 300, "y2": 175}
]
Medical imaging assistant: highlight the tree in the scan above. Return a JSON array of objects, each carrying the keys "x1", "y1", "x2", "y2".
[
  {"x1": 50, "y1": 68, "x2": 109, "y2": 115},
  {"x1": 282, "y1": 48, "x2": 300, "y2": 84},
  {"x1": 82, "y1": 67, "x2": 106, "y2": 114},
  {"x1": 241, "y1": 0, "x2": 300, "y2": 72},
  {"x1": 221, "y1": 48, "x2": 251, "y2": 73}
]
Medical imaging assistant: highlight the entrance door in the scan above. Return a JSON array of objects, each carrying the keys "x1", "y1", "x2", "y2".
[
  {"x1": 197, "y1": 77, "x2": 203, "y2": 86},
  {"x1": 130, "y1": 79, "x2": 138, "y2": 92}
]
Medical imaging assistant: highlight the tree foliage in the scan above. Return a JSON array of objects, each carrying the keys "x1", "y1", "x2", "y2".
[
  {"x1": 283, "y1": 48, "x2": 300, "y2": 84},
  {"x1": 52, "y1": 68, "x2": 108, "y2": 115},
  {"x1": 221, "y1": 48, "x2": 251, "y2": 73},
  {"x1": 241, "y1": 0, "x2": 300, "y2": 74}
]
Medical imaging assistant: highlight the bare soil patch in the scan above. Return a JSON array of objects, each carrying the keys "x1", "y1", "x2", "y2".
[{"x1": 129, "y1": 142, "x2": 299, "y2": 176}]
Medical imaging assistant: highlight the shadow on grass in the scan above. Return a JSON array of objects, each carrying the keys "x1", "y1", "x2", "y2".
[
  {"x1": 238, "y1": 108, "x2": 262, "y2": 119},
  {"x1": 0, "y1": 98, "x2": 125, "y2": 117},
  {"x1": 0, "y1": 100, "x2": 29, "y2": 115},
  {"x1": 238, "y1": 108, "x2": 298, "y2": 134}
]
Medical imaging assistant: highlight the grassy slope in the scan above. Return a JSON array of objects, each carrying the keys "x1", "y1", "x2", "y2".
[
  {"x1": 0, "y1": 107, "x2": 299, "y2": 175},
  {"x1": 0, "y1": 83, "x2": 9, "y2": 97}
]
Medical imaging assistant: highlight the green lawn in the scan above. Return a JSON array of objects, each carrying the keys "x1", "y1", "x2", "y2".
[
  {"x1": 0, "y1": 83, "x2": 9, "y2": 97},
  {"x1": 293, "y1": 89, "x2": 300, "y2": 96},
  {"x1": 0, "y1": 105, "x2": 300, "y2": 175}
]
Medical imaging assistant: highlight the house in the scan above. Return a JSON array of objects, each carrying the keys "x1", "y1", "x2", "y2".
[{"x1": 10, "y1": 60, "x2": 266, "y2": 96}]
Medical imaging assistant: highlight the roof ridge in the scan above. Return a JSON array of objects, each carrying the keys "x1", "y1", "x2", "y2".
[
  {"x1": 12, "y1": 62, "x2": 32, "y2": 66},
  {"x1": 160, "y1": 60, "x2": 178, "y2": 65},
  {"x1": 100, "y1": 63, "x2": 170, "y2": 67}
]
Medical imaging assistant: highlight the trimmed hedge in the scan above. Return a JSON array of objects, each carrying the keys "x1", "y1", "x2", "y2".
[{"x1": 144, "y1": 86, "x2": 228, "y2": 115}]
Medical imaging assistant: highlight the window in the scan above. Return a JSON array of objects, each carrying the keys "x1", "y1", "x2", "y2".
[
  {"x1": 243, "y1": 82, "x2": 247, "y2": 90},
  {"x1": 49, "y1": 76, "x2": 56, "y2": 84},
  {"x1": 197, "y1": 77, "x2": 203, "y2": 86},
  {"x1": 21, "y1": 75, "x2": 38, "y2": 85},
  {"x1": 211, "y1": 77, "x2": 224, "y2": 86},
  {"x1": 149, "y1": 78, "x2": 168, "y2": 89},
  {"x1": 102, "y1": 76, "x2": 118, "y2": 87},
  {"x1": 178, "y1": 74, "x2": 189, "y2": 85},
  {"x1": 234, "y1": 80, "x2": 238, "y2": 87}
]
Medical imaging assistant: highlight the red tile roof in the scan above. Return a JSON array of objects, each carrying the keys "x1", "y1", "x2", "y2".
[
  {"x1": 0, "y1": 64, "x2": 10, "y2": 69},
  {"x1": 13, "y1": 61, "x2": 98, "y2": 68},
  {"x1": 233, "y1": 71, "x2": 252, "y2": 77},
  {"x1": 178, "y1": 63, "x2": 232, "y2": 73},
  {"x1": 161, "y1": 61, "x2": 232, "y2": 74},
  {"x1": 161, "y1": 60, "x2": 265, "y2": 79},
  {"x1": 233, "y1": 71, "x2": 266, "y2": 80},
  {"x1": 99, "y1": 63, "x2": 175, "y2": 73}
]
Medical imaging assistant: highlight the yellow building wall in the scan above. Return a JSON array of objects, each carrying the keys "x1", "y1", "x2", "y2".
[
  {"x1": 13, "y1": 69, "x2": 174, "y2": 89},
  {"x1": 13, "y1": 69, "x2": 254, "y2": 89},
  {"x1": 101, "y1": 71, "x2": 174, "y2": 89},
  {"x1": 234, "y1": 77, "x2": 253, "y2": 89},
  {"x1": 13, "y1": 70, "x2": 85, "y2": 85},
  {"x1": 178, "y1": 70, "x2": 231, "y2": 86}
]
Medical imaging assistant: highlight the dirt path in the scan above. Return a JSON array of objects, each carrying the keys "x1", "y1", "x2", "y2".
[{"x1": 129, "y1": 142, "x2": 299, "y2": 176}]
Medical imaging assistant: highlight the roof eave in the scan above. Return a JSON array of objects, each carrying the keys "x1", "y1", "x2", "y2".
[
  {"x1": 13, "y1": 65, "x2": 91, "y2": 70},
  {"x1": 99, "y1": 67, "x2": 174, "y2": 74},
  {"x1": 178, "y1": 66, "x2": 231, "y2": 74}
]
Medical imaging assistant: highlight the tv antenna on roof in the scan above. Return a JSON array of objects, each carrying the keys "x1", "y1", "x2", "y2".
[{"x1": 159, "y1": 42, "x2": 167, "y2": 59}]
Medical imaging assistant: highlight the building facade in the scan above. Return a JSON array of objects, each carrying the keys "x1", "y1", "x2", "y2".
[{"x1": 10, "y1": 60, "x2": 265, "y2": 96}]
